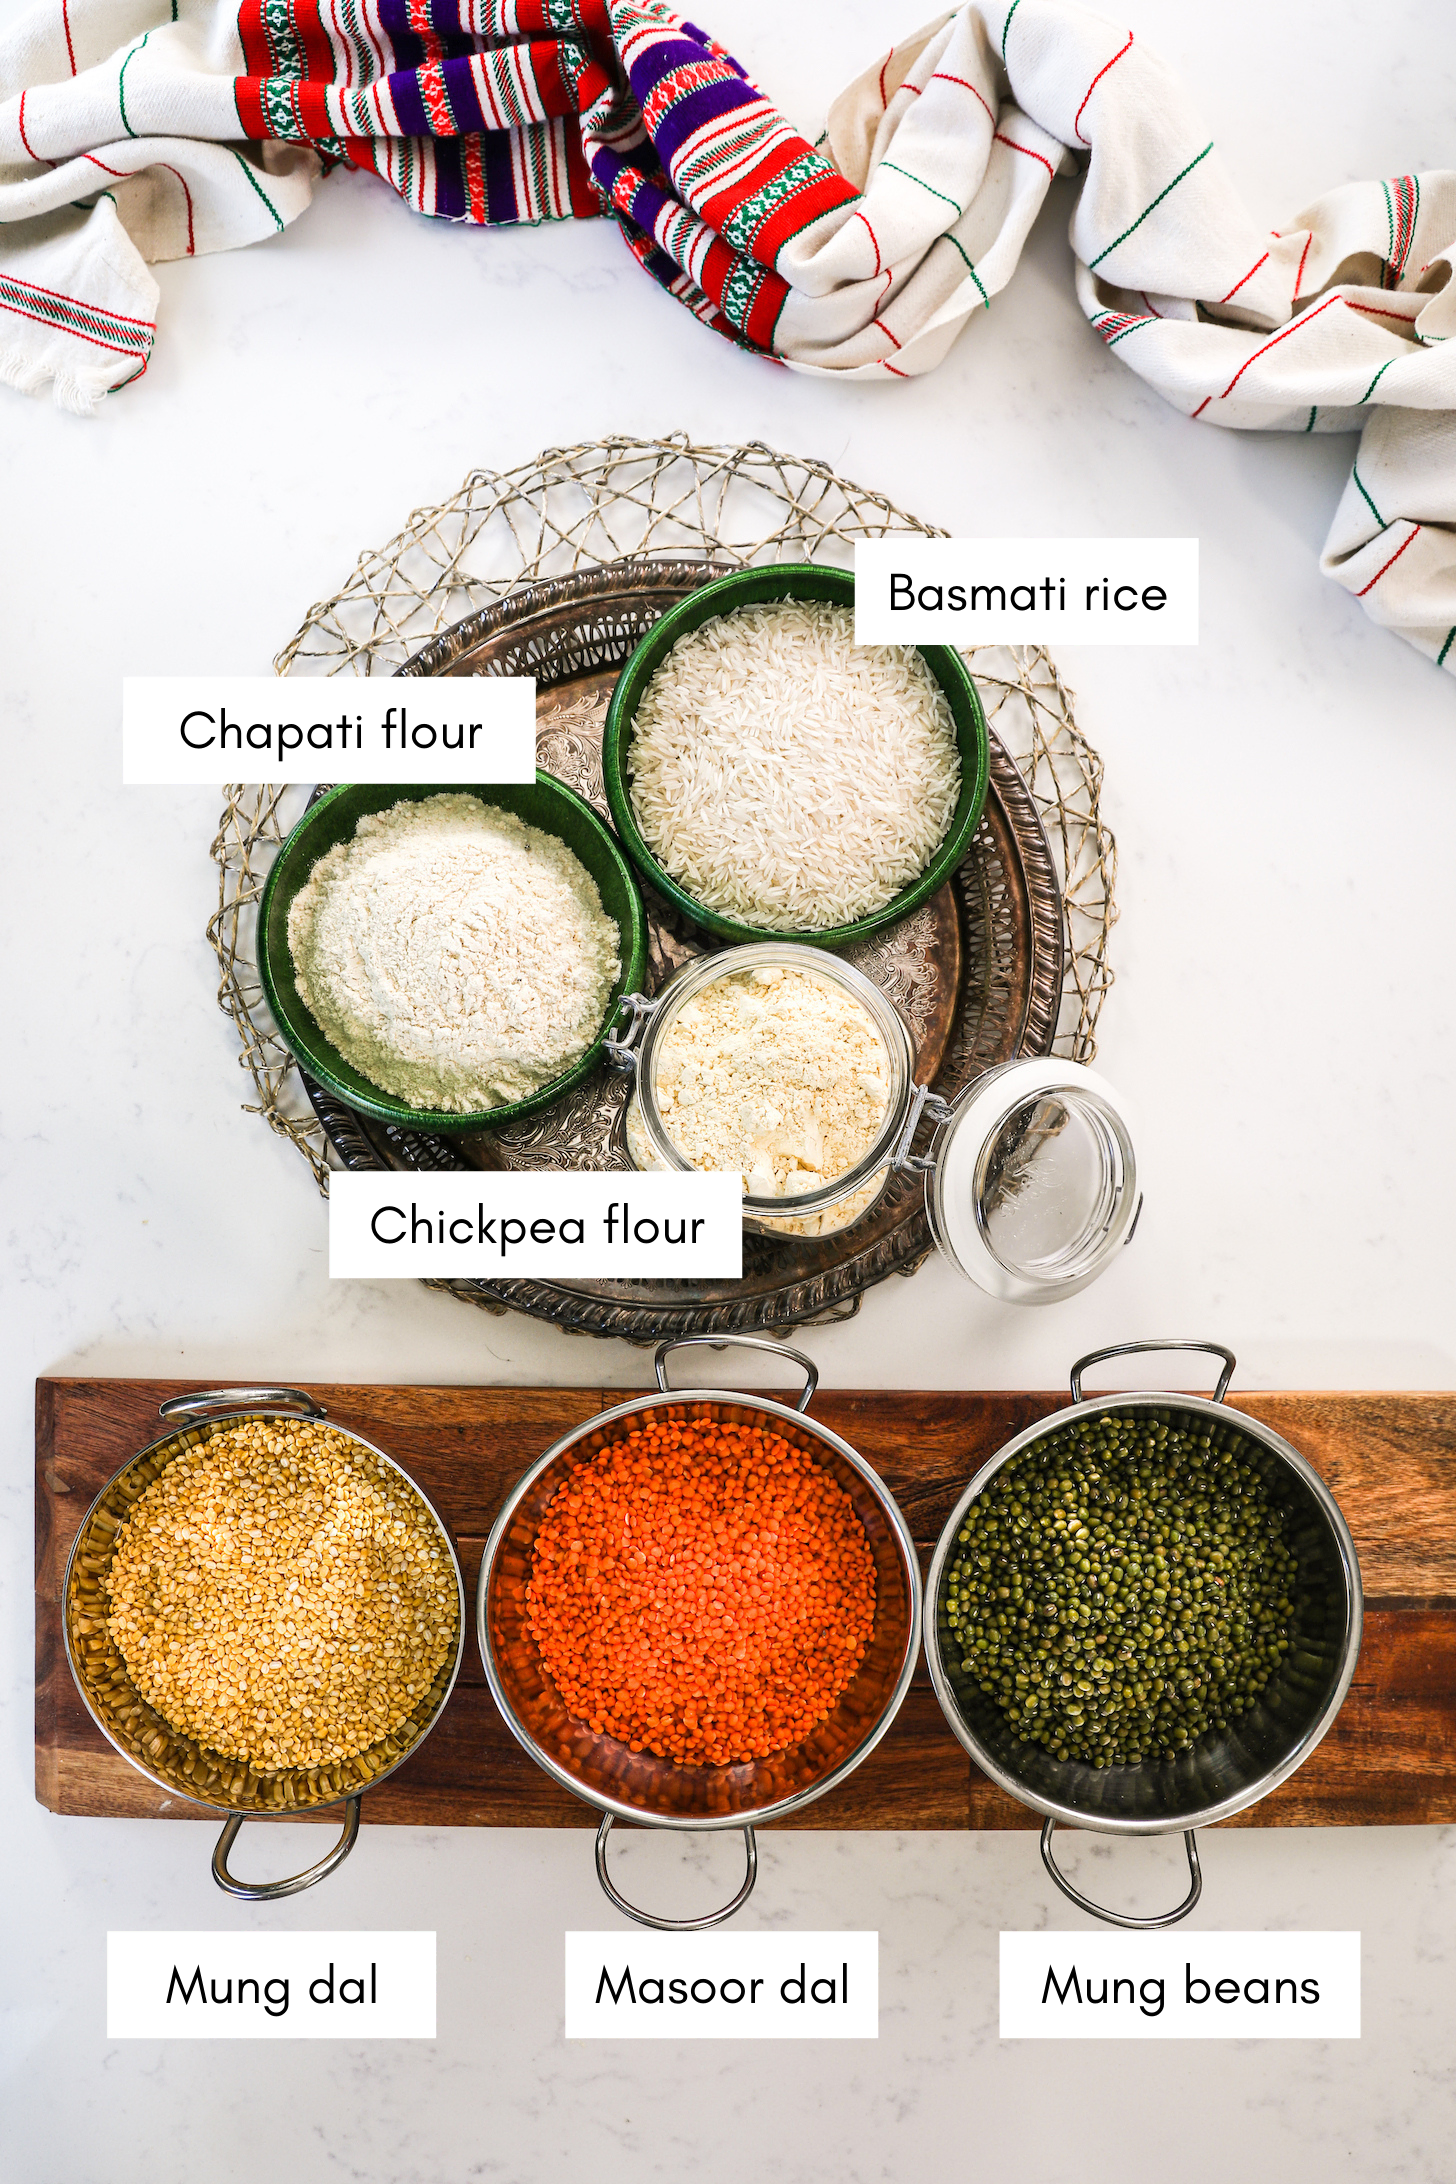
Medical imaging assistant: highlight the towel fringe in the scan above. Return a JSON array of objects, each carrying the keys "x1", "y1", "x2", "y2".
[{"x1": 0, "y1": 341, "x2": 105, "y2": 414}]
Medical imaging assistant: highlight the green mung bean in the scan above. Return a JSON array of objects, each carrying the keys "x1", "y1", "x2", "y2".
[{"x1": 943, "y1": 1410, "x2": 1302, "y2": 1768}]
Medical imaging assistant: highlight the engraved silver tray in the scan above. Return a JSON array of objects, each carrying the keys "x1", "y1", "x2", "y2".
[{"x1": 301, "y1": 561, "x2": 1065, "y2": 1337}]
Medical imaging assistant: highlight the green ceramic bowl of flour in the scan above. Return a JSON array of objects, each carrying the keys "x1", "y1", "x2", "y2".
[{"x1": 258, "y1": 777, "x2": 648, "y2": 1134}]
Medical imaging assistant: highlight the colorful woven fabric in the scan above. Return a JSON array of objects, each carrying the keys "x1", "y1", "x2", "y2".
[{"x1": 1, "y1": 0, "x2": 1453, "y2": 673}]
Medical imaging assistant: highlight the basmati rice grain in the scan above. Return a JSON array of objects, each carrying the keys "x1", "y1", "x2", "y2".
[{"x1": 628, "y1": 601, "x2": 962, "y2": 931}]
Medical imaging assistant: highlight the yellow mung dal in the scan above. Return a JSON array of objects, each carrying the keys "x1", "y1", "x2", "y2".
[{"x1": 103, "y1": 1417, "x2": 458, "y2": 1770}]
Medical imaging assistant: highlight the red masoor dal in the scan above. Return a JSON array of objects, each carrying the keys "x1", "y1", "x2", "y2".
[{"x1": 525, "y1": 1418, "x2": 877, "y2": 1766}]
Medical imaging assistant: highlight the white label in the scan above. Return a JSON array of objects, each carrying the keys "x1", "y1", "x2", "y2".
[
  {"x1": 1000, "y1": 1931, "x2": 1360, "y2": 2039},
  {"x1": 329, "y1": 1170, "x2": 743, "y2": 1280},
  {"x1": 565, "y1": 1931, "x2": 877, "y2": 2039},
  {"x1": 854, "y1": 538, "x2": 1199, "y2": 645},
  {"x1": 107, "y1": 1932, "x2": 435, "y2": 2039},
  {"x1": 121, "y1": 677, "x2": 536, "y2": 784}
]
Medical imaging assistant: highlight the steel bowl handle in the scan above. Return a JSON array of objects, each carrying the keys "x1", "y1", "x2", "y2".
[
  {"x1": 1040, "y1": 1818, "x2": 1202, "y2": 1930},
  {"x1": 595, "y1": 1813, "x2": 758, "y2": 1931},
  {"x1": 212, "y1": 1797, "x2": 362, "y2": 1900},
  {"x1": 653, "y1": 1335, "x2": 818, "y2": 1412},
  {"x1": 159, "y1": 1386, "x2": 327, "y2": 1424},
  {"x1": 1069, "y1": 1341, "x2": 1236, "y2": 1405}
]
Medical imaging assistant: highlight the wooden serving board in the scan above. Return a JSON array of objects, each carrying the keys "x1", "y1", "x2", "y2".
[{"x1": 35, "y1": 1380, "x2": 1456, "y2": 1830}]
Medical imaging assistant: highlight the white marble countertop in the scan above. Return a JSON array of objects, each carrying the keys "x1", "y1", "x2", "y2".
[{"x1": 3, "y1": 0, "x2": 1454, "y2": 2173}]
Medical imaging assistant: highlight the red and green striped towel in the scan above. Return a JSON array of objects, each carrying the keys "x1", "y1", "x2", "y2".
[{"x1": 1, "y1": 0, "x2": 1452, "y2": 671}]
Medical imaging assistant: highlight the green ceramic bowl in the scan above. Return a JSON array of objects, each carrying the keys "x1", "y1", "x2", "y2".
[
  {"x1": 601, "y1": 561, "x2": 991, "y2": 948},
  {"x1": 257, "y1": 778, "x2": 648, "y2": 1134}
]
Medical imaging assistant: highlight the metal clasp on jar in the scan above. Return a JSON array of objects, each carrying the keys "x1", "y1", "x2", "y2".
[
  {"x1": 604, "y1": 990, "x2": 656, "y2": 1073},
  {"x1": 886, "y1": 1081, "x2": 956, "y2": 1174}
]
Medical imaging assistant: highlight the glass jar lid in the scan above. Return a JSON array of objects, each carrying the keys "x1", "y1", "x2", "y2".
[{"x1": 925, "y1": 1060, "x2": 1141, "y2": 1304}]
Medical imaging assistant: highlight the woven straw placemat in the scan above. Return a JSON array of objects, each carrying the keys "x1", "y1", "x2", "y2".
[{"x1": 210, "y1": 435, "x2": 1116, "y2": 1191}]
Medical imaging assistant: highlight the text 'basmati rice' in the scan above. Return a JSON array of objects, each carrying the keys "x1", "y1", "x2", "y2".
[{"x1": 627, "y1": 602, "x2": 962, "y2": 931}]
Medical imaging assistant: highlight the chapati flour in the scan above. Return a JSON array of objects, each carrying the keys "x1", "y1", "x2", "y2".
[{"x1": 286, "y1": 793, "x2": 621, "y2": 1113}]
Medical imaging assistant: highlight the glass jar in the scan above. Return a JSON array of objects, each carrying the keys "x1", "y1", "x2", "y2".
[
  {"x1": 608, "y1": 955, "x2": 1141, "y2": 1294},
  {"x1": 609, "y1": 943, "x2": 915, "y2": 1239}
]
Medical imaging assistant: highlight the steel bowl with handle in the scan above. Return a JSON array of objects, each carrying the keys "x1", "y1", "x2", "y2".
[
  {"x1": 63, "y1": 1387, "x2": 466, "y2": 1901},
  {"x1": 924, "y1": 1341, "x2": 1362, "y2": 1929},
  {"x1": 477, "y1": 1336, "x2": 923, "y2": 1931}
]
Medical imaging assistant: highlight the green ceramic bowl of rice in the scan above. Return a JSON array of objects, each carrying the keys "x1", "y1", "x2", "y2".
[
  {"x1": 601, "y1": 562, "x2": 990, "y2": 949},
  {"x1": 257, "y1": 775, "x2": 648, "y2": 1135}
]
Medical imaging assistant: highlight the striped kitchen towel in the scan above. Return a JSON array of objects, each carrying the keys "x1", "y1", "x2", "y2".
[{"x1": 1, "y1": 0, "x2": 1452, "y2": 672}]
